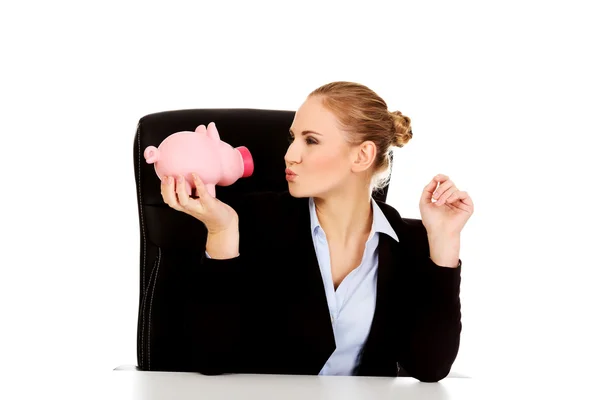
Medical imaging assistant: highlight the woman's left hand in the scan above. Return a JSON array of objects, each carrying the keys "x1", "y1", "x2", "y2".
[{"x1": 419, "y1": 174, "x2": 474, "y2": 238}]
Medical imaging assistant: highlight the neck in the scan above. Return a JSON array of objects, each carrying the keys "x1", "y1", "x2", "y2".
[{"x1": 314, "y1": 185, "x2": 373, "y2": 246}]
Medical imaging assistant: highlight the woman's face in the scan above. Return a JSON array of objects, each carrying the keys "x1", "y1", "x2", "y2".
[{"x1": 284, "y1": 96, "x2": 357, "y2": 198}]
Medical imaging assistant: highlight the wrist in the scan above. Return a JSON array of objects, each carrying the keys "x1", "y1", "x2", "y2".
[
  {"x1": 206, "y1": 225, "x2": 240, "y2": 259},
  {"x1": 206, "y1": 213, "x2": 239, "y2": 236},
  {"x1": 427, "y1": 234, "x2": 460, "y2": 268}
]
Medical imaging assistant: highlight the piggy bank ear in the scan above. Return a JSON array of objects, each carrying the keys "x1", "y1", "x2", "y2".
[
  {"x1": 206, "y1": 122, "x2": 221, "y2": 141},
  {"x1": 195, "y1": 124, "x2": 207, "y2": 135}
]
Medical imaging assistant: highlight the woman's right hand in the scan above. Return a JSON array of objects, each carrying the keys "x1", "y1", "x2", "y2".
[{"x1": 161, "y1": 174, "x2": 239, "y2": 234}]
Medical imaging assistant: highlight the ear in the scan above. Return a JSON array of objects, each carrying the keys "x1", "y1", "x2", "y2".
[
  {"x1": 206, "y1": 122, "x2": 220, "y2": 141},
  {"x1": 351, "y1": 141, "x2": 377, "y2": 173},
  {"x1": 195, "y1": 124, "x2": 207, "y2": 135}
]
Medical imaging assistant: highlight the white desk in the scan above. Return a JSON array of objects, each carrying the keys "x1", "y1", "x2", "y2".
[
  {"x1": 111, "y1": 368, "x2": 478, "y2": 400},
  {"x1": 111, "y1": 369, "x2": 600, "y2": 400}
]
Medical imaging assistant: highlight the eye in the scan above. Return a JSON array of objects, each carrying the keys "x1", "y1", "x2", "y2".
[{"x1": 288, "y1": 132, "x2": 318, "y2": 145}]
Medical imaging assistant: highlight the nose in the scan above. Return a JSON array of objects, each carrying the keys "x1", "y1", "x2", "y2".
[{"x1": 284, "y1": 139, "x2": 301, "y2": 165}]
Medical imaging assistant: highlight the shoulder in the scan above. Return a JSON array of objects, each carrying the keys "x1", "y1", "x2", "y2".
[{"x1": 375, "y1": 199, "x2": 428, "y2": 245}]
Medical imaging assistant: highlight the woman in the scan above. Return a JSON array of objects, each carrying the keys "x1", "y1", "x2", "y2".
[{"x1": 160, "y1": 81, "x2": 474, "y2": 382}]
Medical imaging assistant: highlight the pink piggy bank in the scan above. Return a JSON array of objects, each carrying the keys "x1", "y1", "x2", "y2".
[{"x1": 143, "y1": 122, "x2": 254, "y2": 198}]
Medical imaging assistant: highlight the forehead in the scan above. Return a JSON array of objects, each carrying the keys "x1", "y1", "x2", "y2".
[{"x1": 291, "y1": 96, "x2": 341, "y2": 133}]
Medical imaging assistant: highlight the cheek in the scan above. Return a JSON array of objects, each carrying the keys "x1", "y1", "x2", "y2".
[{"x1": 307, "y1": 148, "x2": 348, "y2": 172}]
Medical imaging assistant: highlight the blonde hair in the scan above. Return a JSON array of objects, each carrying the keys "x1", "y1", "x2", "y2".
[{"x1": 309, "y1": 81, "x2": 413, "y2": 190}]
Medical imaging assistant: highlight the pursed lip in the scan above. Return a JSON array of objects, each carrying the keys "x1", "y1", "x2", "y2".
[{"x1": 285, "y1": 168, "x2": 297, "y2": 176}]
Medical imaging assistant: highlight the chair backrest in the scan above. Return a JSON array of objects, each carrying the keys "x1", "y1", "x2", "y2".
[{"x1": 132, "y1": 108, "x2": 391, "y2": 371}]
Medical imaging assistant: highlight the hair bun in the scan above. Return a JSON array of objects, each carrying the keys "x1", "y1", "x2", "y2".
[{"x1": 390, "y1": 110, "x2": 413, "y2": 147}]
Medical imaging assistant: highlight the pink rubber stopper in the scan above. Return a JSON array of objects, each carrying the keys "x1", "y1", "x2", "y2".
[{"x1": 237, "y1": 146, "x2": 254, "y2": 178}]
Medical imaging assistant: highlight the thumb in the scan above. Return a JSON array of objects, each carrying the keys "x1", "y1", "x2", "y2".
[{"x1": 420, "y1": 178, "x2": 438, "y2": 205}]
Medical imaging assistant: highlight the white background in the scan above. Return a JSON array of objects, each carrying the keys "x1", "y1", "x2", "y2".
[{"x1": 1, "y1": 0, "x2": 598, "y2": 398}]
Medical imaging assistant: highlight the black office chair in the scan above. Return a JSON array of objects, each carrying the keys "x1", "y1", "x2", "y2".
[{"x1": 132, "y1": 108, "x2": 392, "y2": 372}]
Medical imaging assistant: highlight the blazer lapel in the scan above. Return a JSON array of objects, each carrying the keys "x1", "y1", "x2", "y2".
[
  {"x1": 354, "y1": 232, "x2": 400, "y2": 376},
  {"x1": 283, "y1": 195, "x2": 336, "y2": 374}
]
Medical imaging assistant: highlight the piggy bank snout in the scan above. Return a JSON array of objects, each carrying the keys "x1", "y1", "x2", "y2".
[{"x1": 236, "y1": 146, "x2": 254, "y2": 178}]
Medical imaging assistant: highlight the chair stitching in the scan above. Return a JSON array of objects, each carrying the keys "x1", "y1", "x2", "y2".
[
  {"x1": 148, "y1": 247, "x2": 162, "y2": 370},
  {"x1": 140, "y1": 256, "x2": 158, "y2": 370},
  {"x1": 136, "y1": 124, "x2": 148, "y2": 366}
]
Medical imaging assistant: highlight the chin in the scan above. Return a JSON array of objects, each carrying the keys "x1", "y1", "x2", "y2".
[
  {"x1": 287, "y1": 182, "x2": 328, "y2": 199},
  {"x1": 287, "y1": 182, "x2": 316, "y2": 198},
  {"x1": 287, "y1": 183, "x2": 306, "y2": 198}
]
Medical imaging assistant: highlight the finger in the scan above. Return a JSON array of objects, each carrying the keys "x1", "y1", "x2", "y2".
[
  {"x1": 432, "y1": 179, "x2": 454, "y2": 201},
  {"x1": 175, "y1": 175, "x2": 192, "y2": 208},
  {"x1": 192, "y1": 173, "x2": 212, "y2": 204},
  {"x1": 420, "y1": 178, "x2": 439, "y2": 204},
  {"x1": 447, "y1": 191, "x2": 474, "y2": 212},
  {"x1": 437, "y1": 187, "x2": 459, "y2": 206},
  {"x1": 161, "y1": 176, "x2": 184, "y2": 211},
  {"x1": 459, "y1": 191, "x2": 474, "y2": 211},
  {"x1": 445, "y1": 190, "x2": 461, "y2": 204},
  {"x1": 461, "y1": 191, "x2": 473, "y2": 207},
  {"x1": 434, "y1": 173, "x2": 450, "y2": 183}
]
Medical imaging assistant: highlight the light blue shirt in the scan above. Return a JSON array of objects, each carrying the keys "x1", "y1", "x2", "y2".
[{"x1": 309, "y1": 197, "x2": 399, "y2": 376}]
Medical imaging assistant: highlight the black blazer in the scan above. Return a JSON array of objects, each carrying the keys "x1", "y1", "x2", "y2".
[{"x1": 181, "y1": 191, "x2": 462, "y2": 382}]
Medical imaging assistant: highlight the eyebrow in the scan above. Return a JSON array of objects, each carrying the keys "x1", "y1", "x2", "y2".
[{"x1": 289, "y1": 128, "x2": 323, "y2": 136}]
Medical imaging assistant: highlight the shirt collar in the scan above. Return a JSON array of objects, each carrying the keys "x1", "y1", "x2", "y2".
[{"x1": 308, "y1": 197, "x2": 399, "y2": 242}]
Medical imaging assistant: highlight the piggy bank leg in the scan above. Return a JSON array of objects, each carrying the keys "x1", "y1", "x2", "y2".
[{"x1": 205, "y1": 184, "x2": 216, "y2": 198}]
